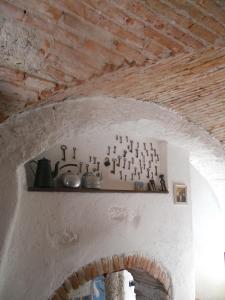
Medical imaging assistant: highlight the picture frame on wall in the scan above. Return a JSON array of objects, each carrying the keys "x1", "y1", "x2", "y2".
[{"x1": 173, "y1": 183, "x2": 187, "y2": 204}]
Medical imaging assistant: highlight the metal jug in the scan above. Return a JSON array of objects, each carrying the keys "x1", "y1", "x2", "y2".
[
  {"x1": 82, "y1": 172, "x2": 102, "y2": 189},
  {"x1": 29, "y1": 157, "x2": 59, "y2": 188}
]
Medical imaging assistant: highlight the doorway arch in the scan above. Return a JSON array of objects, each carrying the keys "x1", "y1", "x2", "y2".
[{"x1": 50, "y1": 254, "x2": 173, "y2": 300}]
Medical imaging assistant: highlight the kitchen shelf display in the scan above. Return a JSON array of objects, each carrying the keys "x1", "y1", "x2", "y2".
[{"x1": 26, "y1": 133, "x2": 168, "y2": 193}]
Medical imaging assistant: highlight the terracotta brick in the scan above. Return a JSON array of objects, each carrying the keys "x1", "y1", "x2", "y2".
[
  {"x1": 76, "y1": 268, "x2": 86, "y2": 285},
  {"x1": 189, "y1": 23, "x2": 218, "y2": 44},
  {"x1": 68, "y1": 273, "x2": 79, "y2": 289},
  {"x1": 152, "y1": 264, "x2": 161, "y2": 280},
  {"x1": 0, "y1": 0, "x2": 25, "y2": 21},
  {"x1": 146, "y1": 259, "x2": 153, "y2": 273},
  {"x1": 145, "y1": 0, "x2": 193, "y2": 28},
  {"x1": 50, "y1": 293, "x2": 61, "y2": 300},
  {"x1": 140, "y1": 256, "x2": 147, "y2": 269},
  {"x1": 63, "y1": 280, "x2": 72, "y2": 293},
  {"x1": 135, "y1": 255, "x2": 143, "y2": 268},
  {"x1": 202, "y1": 16, "x2": 225, "y2": 36},
  {"x1": 144, "y1": 41, "x2": 170, "y2": 59},
  {"x1": 44, "y1": 65, "x2": 74, "y2": 83},
  {"x1": 55, "y1": 286, "x2": 69, "y2": 300},
  {"x1": 84, "y1": 264, "x2": 92, "y2": 281},
  {"x1": 108, "y1": 257, "x2": 114, "y2": 273},
  {"x1": 164, "y1": 274, "x2": 172, "y2": 291},
  {"x1": 123, "y1": 256, "x2": 129, "y2": 269},
  {"x1": 165, "y1": 26, "x2": 204, "y2": 49},
  {"x1": 196, "y1": 0, "x2": 225, "y2": 23},
  {"x1": 59, "y1": 0, "x2": 144, "y2": 48},
  {"x1": 125, "y1": 255, "x2": 132, "y2": 269},
  {"x1": 52, "y1": 41, "x2": 102, "y2": 71},
  {"x1": 90, "y1": 262, "x2": 98, "y2": 279},
  {"x1": 0, "y1": 112, "x2": 8, "y2": 123},
  {"x1": 45, "y1": 53, "x2": 93, "y2": 81},
  {"x1": 62, "y1": 10, "x2": 145, "y2": 65},
  {"x1": 0, "y1": 67, "x2": 24, "y2": 83},
  {"x1": 23, "y1": 14, "x2": 55, "y2": 34},
  {"x1": 101, "y1": 257, "x2": 109, "y2": 274},
  {"x1": 142, "y1": 257, "x2": 149, "y2": 270},
  {"x1": 131, "y1": 255, "x2": 138, "y2": 268},
  {"x1": 167, "y1": 0, "x2": 225, "y2": 36},
  {"x1": 158, "y1": 269, "x2": 164, "y2": 283},
  {"x1": 118, "y1": 255, "x2": 125, "y2": 270},
  {"x1": 112, "y1": 255, "x2": 121, "y2": 271},
  {"x1": 144, "y1": 27, "x2": 184, "y2": 54}
]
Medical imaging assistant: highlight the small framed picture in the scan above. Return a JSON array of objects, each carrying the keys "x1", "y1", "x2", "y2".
[{"x1": 173, "y1": 183, "x2": 187, "y2": 204}]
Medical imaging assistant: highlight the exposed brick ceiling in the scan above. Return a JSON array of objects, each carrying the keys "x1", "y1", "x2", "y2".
[{"x1": 1, "y1": 0, "x2": 225, "y2": 143}]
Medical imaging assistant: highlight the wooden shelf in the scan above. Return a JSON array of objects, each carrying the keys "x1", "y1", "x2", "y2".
[{"x1": 28, "y1": 187, "x2": 168, "y2": 193}]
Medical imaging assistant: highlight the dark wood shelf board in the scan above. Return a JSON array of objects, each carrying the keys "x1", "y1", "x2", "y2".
[{"x1": 28, "y1": 187, "x2": 169, "y2": 193}]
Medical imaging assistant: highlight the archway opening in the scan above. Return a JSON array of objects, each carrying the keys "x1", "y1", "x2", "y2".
[{"x1": 50, "y1": 255, "x2": 172, "y2": 300}]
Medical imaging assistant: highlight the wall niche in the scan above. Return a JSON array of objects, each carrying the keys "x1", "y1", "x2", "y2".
[{"x1": 26, "y1": 131, "x2": 168, "y2": 193}]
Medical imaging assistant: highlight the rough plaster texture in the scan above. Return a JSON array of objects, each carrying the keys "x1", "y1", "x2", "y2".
[
  {"x1": 0, "y1": 96, "x2": 225, "y2": 299},
  {"x1": 0, "y1": 15, "x2": 44, "y2": 73}
]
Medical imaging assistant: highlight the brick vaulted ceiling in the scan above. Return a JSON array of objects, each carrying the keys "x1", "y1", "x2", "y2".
[{"x1": 1, "y1": 0, "x2": 225, "y2": 143}]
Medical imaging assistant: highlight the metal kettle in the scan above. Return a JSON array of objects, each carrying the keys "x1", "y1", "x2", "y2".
[{"x1": 30, "y1": 157, "x2": 59, "y2": 188}]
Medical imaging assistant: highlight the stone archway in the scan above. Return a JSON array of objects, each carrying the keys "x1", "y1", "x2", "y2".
[{"x1": 50, "y1": 254, "x2": 173, "y2": 300}]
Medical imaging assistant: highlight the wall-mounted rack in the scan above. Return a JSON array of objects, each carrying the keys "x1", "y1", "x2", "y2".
[{"x1": 28, "y1": 187, "x2": 168, "y2": 193}]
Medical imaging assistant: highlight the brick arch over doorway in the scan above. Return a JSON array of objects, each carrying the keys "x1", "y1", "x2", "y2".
[{"x1": 50, "y1": 254, "x2": 173, "y2": 300}]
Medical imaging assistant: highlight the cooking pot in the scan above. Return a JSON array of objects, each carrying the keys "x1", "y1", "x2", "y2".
[{"x1": 82, "y1": 172, "x2": 102, "y2": 189}]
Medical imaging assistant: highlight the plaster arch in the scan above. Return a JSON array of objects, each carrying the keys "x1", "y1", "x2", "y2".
[
  {"x1": 0, "y1": 96, "x2": 225, "y2": 299},
  {"x1": 50, "y1": 254, "x2": 173, "y2": 300}
]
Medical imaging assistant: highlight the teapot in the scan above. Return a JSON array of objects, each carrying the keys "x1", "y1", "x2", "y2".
[
  {"x1": 29, "y1": 158, "x2": 59, "y2": 188},
  {"x1": 82, "y1": 172, "x2": 102, "y2": 189},
  {"x1": 60, "y1": 170, "x2": 81, "y2": 188}
]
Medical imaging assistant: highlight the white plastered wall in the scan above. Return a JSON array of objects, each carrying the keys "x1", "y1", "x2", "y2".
[
  {"x1": 0, "y1": 96, "x2": 225, "y2": 300},
  {"x1": 191, "y1": 166, "x2": 225, "y2": 300}
]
